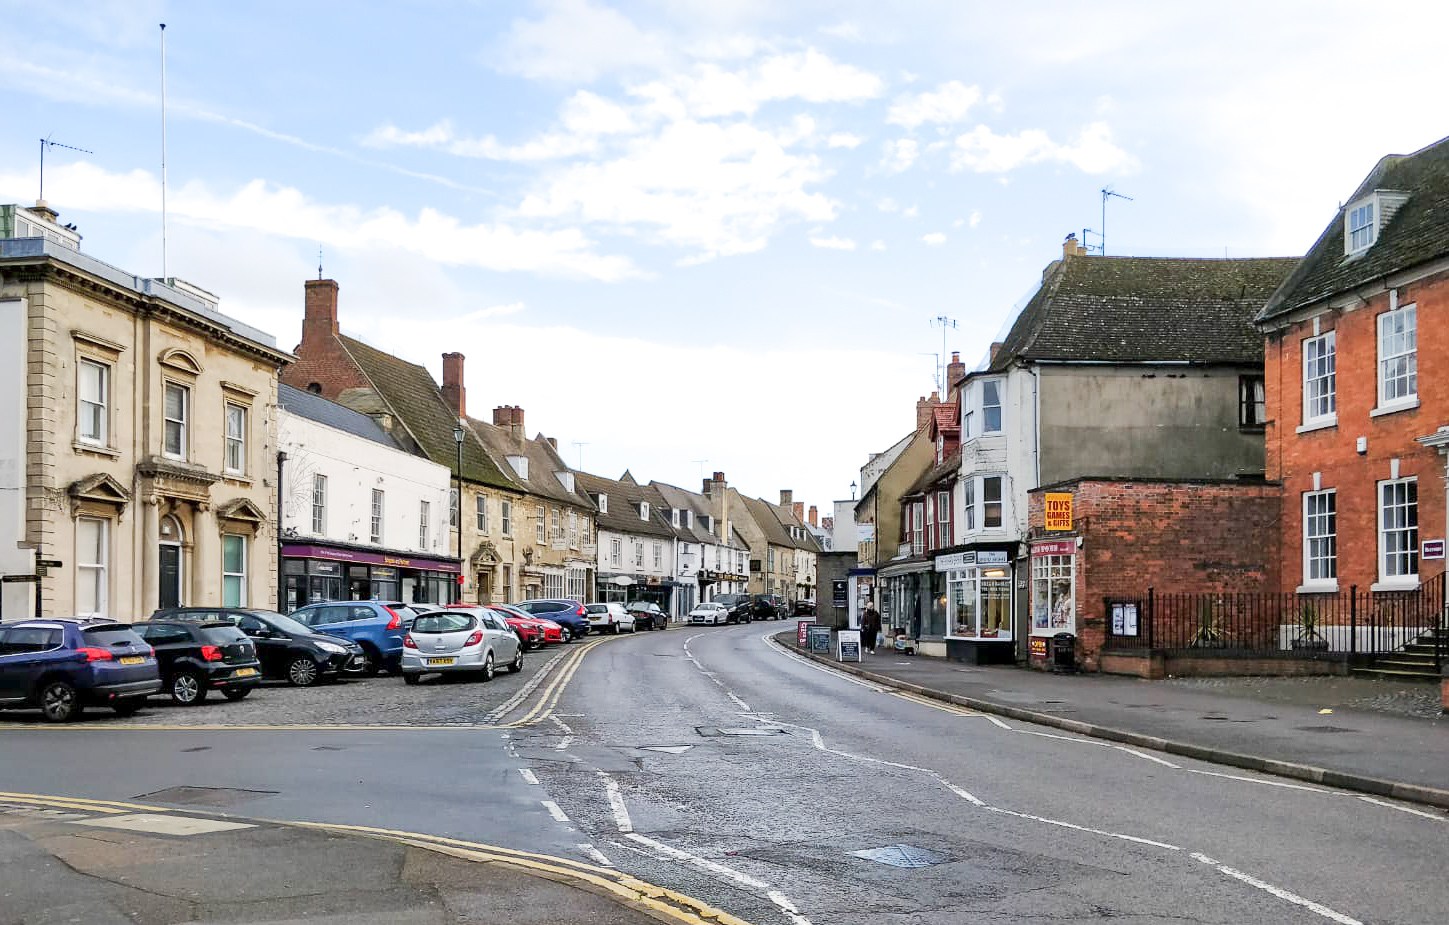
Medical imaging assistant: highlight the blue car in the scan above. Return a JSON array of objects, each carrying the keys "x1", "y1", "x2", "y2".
[
  {"x1": 288, "y1": 600, "x2": 419, "y2": 674},
  {"x1": 0, "y1": 618, "x2": 163, "y2": 722},
  {"x1": 514, "y1": 599, "x2": 590, "y2": 642}
]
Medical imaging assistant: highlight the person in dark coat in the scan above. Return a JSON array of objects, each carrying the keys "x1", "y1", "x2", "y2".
[{"x1": 861, "y1": 607, "x2": 881, "y2": 653}]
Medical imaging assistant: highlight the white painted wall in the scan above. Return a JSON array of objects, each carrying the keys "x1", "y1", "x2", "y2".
[
  {"x1": 278, "y1": 410, "x2": 452, "y2": 555},
  {"x1": 595, "y1": 527, "x2": 673, "y2": 584},
  {"x1": 0, "y1": 298, "x2": 30, "y2": 621},
  {"x1": 831, "y1": 500, "x2": 857, "y2": 552},
  {"x1": 955, "y1": 369, "x2": 1036, "y2": 544}
]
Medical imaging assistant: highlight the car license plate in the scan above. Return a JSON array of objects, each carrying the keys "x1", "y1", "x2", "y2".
[
  {"x1": 119, "y1": 656, "x2": 145, "y2": 665},
  {"x1": 426, "y1": 657, "x2": 455, "y2": 666},
  {"x1": 233, "y1": 668, "x2": 258, "y2": 678}
]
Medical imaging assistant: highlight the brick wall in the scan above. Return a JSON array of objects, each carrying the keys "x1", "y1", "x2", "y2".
[
  {"x1": 1264, "y1": 271, "x2": 1447, "y2": 594},
  {"x1": 1028, "y1": 478, "x2": 1281, "y2": 668},
  {"x1": 278, "y1": 279, "x2": 371, "y2": 400}
]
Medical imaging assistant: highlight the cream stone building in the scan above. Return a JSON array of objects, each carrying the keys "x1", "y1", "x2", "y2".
[{"x1": 0, "y1": 203, "x2": 290, "y2": 620}]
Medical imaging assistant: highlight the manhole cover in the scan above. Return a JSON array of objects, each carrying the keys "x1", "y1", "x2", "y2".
[
  {"x1": 134, "y1": 786, "x2": 277, "y2": 807},
  {"x1": 851, "y1": 845, "x2": 949, "y2": 868},
  {"x1": 640, "y1": 745, "x2": 694, "y2": 754},
  {"x1": 1294, "y1": 725, "x2": 1359, "y2": 734},
  {"x1": 696, "y1": 726, "x2": 788, "y2": 737}
]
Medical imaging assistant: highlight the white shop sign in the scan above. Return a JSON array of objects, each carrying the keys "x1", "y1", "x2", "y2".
[{"x1": 936, "y1": 550, "x2": 1009, "y2": 572}]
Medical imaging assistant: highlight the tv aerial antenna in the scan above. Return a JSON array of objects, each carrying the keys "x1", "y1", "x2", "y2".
[
  {"x1": 38, "y1": 136, "x2": 94, "y2": 202},
  {"x1": 1100, "y1": 186, "x2": 1133, "y2": 256},
  {"x1": 929, "y1": 315, "x2": 958, "y2": 393}
]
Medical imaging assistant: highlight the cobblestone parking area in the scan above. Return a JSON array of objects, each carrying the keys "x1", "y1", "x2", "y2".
[
  {"x1": 0, "y1": 647, "x2": 571, "y2": 727},
  {"x1": 1165, "y1": 675, "x2": 1444, "y2": 720}
]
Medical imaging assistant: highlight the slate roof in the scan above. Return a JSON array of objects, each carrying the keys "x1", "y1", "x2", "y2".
[
  {"x1": 575, "y1": 471, "x2": 678, "y2": 541},
  {"x1": 467, "y1": 418, "x2": 593, "y2": 509},
  {"x1": 338, "y1": 335, "x2": 516, "y2": 490},
  {"x1": 650, "y1": 481, "x2": 746, "y2": 549},
  {"x1": 278, "y1": 383, "x2": 398, "y2": 449},
  {"x1": 741, "y1": 496, "x2": 821, "y2": 552},
  {"x1": 1258, "y1": 134, "x2": 1449, "y2": 324},
  {"x1": 990, "y1": 255, "x2": 1298, "y2": 370}
]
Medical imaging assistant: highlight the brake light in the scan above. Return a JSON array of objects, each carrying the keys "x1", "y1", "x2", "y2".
[
  {"x1": 76, "y1": 646, "x2": 113, "y2": 662},
  {"x1": 403, "y1": 634, "x2": 417, "y2": 649},
  {"x1": 464, "y1": 631, "x2": 484, "y2": 646},
  {"x1": 200, "y1": 645, "x2": 224, "y2": 662},
  {"x1": 384, "y1": 607, "x2": 402, "y2": 630},
  {"x1": 575, "y1": 605, "x2": 585, "y2": 616}
]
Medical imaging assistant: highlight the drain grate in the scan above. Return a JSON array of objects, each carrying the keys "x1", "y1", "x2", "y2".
[
  {"x1": 134, "y1": 786, "x2": 277, "y2": 807},
  {"x1": 851, "y1": 844, "x2": 949, "y2": 868},
  {"x1": 696, "y1": 726, "x2": 788, "y2": 738}
]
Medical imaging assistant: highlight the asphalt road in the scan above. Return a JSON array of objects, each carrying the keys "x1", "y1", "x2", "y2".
[{"x1": 2, "y1": 622, "x2": 1446, "y2": 925}]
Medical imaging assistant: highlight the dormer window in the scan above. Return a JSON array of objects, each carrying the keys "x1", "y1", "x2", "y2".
[
  {"x1": 704, "y1": 515, "x2": 714, "y2": 533},
  {"x1": 639, "y1": 501, "x2": 650, "y2": 521},
  {"x1": 671, "y1": 508, "x2": 680, "y2": 527},
  {"x1": 594, "y1": 493, "x2": 607, "y2": 513},
  {"x1": 1345, "y1": 190, "x2": 1410, "y2": 256},
  {"x1": 1348, "y1": 200, "x2": 1375, "y2": 252},
  {"x1": 682, "y1": 510, "x2": 691, "y2": 529}
]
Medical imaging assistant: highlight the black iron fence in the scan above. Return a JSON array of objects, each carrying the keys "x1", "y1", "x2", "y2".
[{"x1": 1104, "y1": 573, "x2": 1447, "y2": 670}]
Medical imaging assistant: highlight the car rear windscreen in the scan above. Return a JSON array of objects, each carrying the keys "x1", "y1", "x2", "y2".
[
  {"x1": 199, "y1": 627, "x2": 248, "y2": 645},
  {"x1": 82, "y1": 626, "x2": 145, "y2": 647},
  {"x1": 412, "y1": 613, "x2": 475, "y2": 633}
]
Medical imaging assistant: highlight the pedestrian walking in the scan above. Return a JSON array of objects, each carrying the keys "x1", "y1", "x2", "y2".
[{"x1": 862, "y1": 606, "x2": 881, "y2": 653}]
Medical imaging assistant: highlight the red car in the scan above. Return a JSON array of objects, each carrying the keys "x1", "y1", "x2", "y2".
[{"x1": 491, "y1": 604, "x2": 564, "y2": 647}]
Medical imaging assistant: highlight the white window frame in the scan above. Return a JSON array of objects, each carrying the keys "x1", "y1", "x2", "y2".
[
  {"x1": 419, "y1": 500, "x2": 431, "y2": 549},
  {"x1": 982, "y1": 476, "x2": 1004, "y2": 529},
  {"x1": 635, "y1": 542, "x2": 644, "y2": 568},
  {"x1": 76, "y1": 516, "x2": 109, "y2": 618},
  {"x1": 981, "y1": 379, "x2": 1003, "y2": 433},
  {"x1": 222, "y1": 533, "x2": 248, "y2": 607},
  {"x1": 653, "y1": 542, "x2": 662, "y2": 569},
  {"x1": 501, "y1": 500, "x2": 512, "y2": 536},
  {"x1": 1301, "y1": 331, "x2": 1336, "y2": 428},
  {"x1": 611, "y1": 537, "x2": 622, "y2": 566},
  {"x1": 536, "y1": 505, "x2": 546, "y2": 542},
  {"x1": 371, "y1": 489, "x2": 384, "y2": 544},
  {"x1": 1301, "y1": 489, "x2": 1337, "y2": 590},
  {"x1": 961, "y1": 479, "x2": 976, "y2": 532},
  {"x1": 1378, "y1": 477, "x2": 1418, "y2": 584},
  {"x1": 223, "y1": 402, "x2": 247, "y2": 474},
  {"x1": 449, "y1": 488, "x2": 459, "y2": 528},
  {"x1": 1239, "y1": 375, "x2": 1265, "y2": 428},
  {"x1": 1031, "y1": 553, "x2": 1076, "y2": 635},
  {"x1": 1376, "y1": 303, "x2": 1417, "y2": 411},
  {"x1": 163, "y1": 380, "x2": 189, "y2": 459},
  {"x1": 937, "y1": 489, "x2": 951, "y2": 548},
  {"x1": 911, "y1": 501, "x2": 924, "y2": 555},
  {"x1": 77, "y1": 359, "x2": 109, "y2": 446},
  {"x1": 569, "y1": 511, "x2": 578, "y2": 549},
  {"x1": 596, "y1": 494, "x2": 608, "y2": 514},
  {"x1": 640, "y1": 501, "x2": 650, "y2": 521},
  {"x1": 311, "y1": 474, "x2": 327, "y2": 534},
  {"x1": 476, "y1": 494, "x2": 488, "y2": 532},
  {"x1": 1346, "y1": 198, "x2": 1376, "y2": 253}
]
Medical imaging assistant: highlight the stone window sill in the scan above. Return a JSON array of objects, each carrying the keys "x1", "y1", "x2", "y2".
[
  {"x1": 1295, "y1": 416, "x2": 1337, "y2": 434},
  {"x1": 1296, "y1": 582, "x2": 1339, "y2": 594},
  {"x1": 1370, "y1": 398, "x2": 1420, "y2": 418},
  {"x1": 1370, "y1": 579, "x2": 1420, "y2": 593},
  {"x1": 73, "y1": 441, "x2": 120, "y2": 459}
]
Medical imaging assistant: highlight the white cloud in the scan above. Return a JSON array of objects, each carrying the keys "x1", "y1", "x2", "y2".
[
  {"x1": 810, "y1": 235, "x2": 856, "y2": 250},
  {"x1": 922, "y1": 232, "x2": 946, "y2": 245},
  {"x1": 951, "y1": 121, "x2": 1136, "y2": 174},
  {"x1": 459, "y1": 302, "x2": 527, "y2": 321},
  {"x1": 828, "y1": 132, "x2": 864, "y2": 149},
  {"x1": 820, "y1": 21, "x2": 863, "y2": 41},
  {"x1": 365, "y1": 92, "x2": 637, "y2": 162},
  {"x1": 887, "y1": 81, "x2": 982, "y2": 129},
  {"x1": 870, "y1": 239, "x2": 886, "y2": 251},
  {"x1": 493, "y1": 0, "x2": 669, "y2": 82},
  {"x1": 951, "y1": 218, "x2": 964, "y2": 228},
  {"x1": 903, "y1": 204, "x2": 919, "y2": 218},
  {"x1": 882, "y1": 138, "x2": 919, "y2": 172},
  {"x1": 4, "y1": 162, "x2": 642, "y2": 282},
  {"x1": 970, "y1": 209, "x2": 982, "y2": 227},
  {"x1": 651, "y1": 48, "x2": 884, "y2": 118},
  {"x1": 876, "y1": 197, "x2": 899, "y2": 212}
]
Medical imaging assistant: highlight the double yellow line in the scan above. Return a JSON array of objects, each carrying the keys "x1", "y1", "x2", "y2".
[{"x1": 497, "y1": 637, "x2": 606, "y2": 728}]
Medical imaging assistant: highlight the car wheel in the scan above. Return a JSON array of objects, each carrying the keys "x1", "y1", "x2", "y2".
[
  {"x1": 402, "y1": 672, "x2": 420, "y2": 686},
  {"x1": 39, "y1": 680, "x2": 82, "y2": 723},
  {"x1": 508, "y1": 649, "x2": 524, "y2": 673},
  {"x1": 170, "y1": 669, "x2": 207, "y2": 706},
  {"x1": 560, "y1": 627, "x2": 572, "y2": 644},
  {"x1": 111, "y1": 697, "x2": 145, "y2": 717},
  {"x1": 480, "y1": 652, "x2": 494, "y2": 682},
  {"x1": 222, "y1": 687, "x2": 252, "y2": 702},
  {"x1": 611, "y1": 624, "x2": 620, "y2": 635},
  {"x1": 287, "y1": 655, "x2": 321, "y2": 687}
]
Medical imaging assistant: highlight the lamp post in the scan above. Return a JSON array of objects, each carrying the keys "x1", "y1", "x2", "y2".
[{"x1": 452, "y1": 423, "x2": 465, "y2": 604}]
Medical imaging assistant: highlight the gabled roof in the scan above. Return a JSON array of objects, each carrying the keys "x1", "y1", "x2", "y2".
[
  {"x1": 575, "y1": 471, "x2": 678, "y2": 540},
  {"x1": 650, "y1": 481, "x2": 747, "y2": 549},
  {"x1": 338, "y1": 335, "x2": 515, "y2": 490},
  {"x1": 1258, "y1": 134, "x2": 1449, "y2": 324},
  {"x1": 740, "y1": 496, "x2": 821, "y2": 552},
  {"x1": 903, "y1": 450, "x2": 960, "y2": 498},
  {"x1": 467, "y1": 418, "x2": 592, "y2": 509},
  {"x1": 279, "y1": 383, "x2": 398, "y2": 449},
  {"x1": 991, "y1": 255, "x2": 1298, "y2": 370}
]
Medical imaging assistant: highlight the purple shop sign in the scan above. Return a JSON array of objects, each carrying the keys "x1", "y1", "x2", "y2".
[
  {"x1": 282, "y1": 543, "x2": 461, "y2": 573},
  {"x1": 1422, "y1": 539, "x2": 1446, "y2": 561}
]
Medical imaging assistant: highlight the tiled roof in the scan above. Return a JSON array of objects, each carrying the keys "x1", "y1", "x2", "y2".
[
  {"x1": 338, "y1": 335, "x2": 516, "y2": 490},
  {"x1": 741, "y1": 496, "x2": 820, "y2": 552},
  {"x1": 650, "y1": 481, "x2": 744, "y2": 549},
  {"x1": 991, "y1": 255, "x2": 1298, "y2": 370},
  {"x1": 575, "y1": 471, "x2": 678, "y2": 540},
  {"x1": 904, "y1": 451, "x2": 960, "y2": 497},
  {"x1": 1258, "y1": 134, "x2": 1449, "y2": 324},
  {"x1": 278, "y1": 383, "x2": 398, "y2": 449},
  {"x1": 467, "y1": 418, "x2": 592, "y2": 509}
]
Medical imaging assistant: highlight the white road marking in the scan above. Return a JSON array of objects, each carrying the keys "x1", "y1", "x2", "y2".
[
  {"x1": 518, "y1": 769, "x2": 539, "y2": 785},
  {"x1": 485, "y1": 648, "x2": 569, "y2": 723},
  {"x1": 983, "y1": 714, "x2": 1011, "y2": 729},
  {"x1": 626, "y1": 832, "x2": 770, "y2": 890},
  {"x1": 783, "y1": 722, "x2": 984, "y2": 806},
  {"x1": 1356, "y1": 795, "x2": 1446, "y2": 821},
  {"x1": 767, "y1": 889, "x2": 814, "y2": 925},
  {"x1": 1017, "y1": 728, "x2": 1106, "y2": 746},
  {"x1": 1112, "y1": 747, "x2": 1181, "y2": 769},
  {"x1": 1191, "y1": 853, "x2": 1363, "y2": 925},
  {"x1": 764, "y1": 633, "x2": 886, "y2": 690},
  {"x1": 577, "y1": 843, "x2": 614, "y2": 867},
  {"x1": 986, "y1": 806, "x2": 1180, "y2": 850},
  {"x1": 1186, "y1": 769, "x2": 1330, "y2": 793},
  {"x1": 551, "y1": 715, "x2": 575, "y2": 751},
  {"x1": 598, "y1": 772, "x2": 633, "y2": 833},
  {"x1": 727, "y1": 692, "x2": 750, "y2": 709},
  {"x1": 541, "y1": 800, "x2": 570, "y2": 823}
]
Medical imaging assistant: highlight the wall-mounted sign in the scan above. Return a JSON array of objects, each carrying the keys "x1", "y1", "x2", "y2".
[
  {"x1": 1032, "y1": 540, "x2": 1076, "y2": 558},
  {"x1": 977, "y1": 551, "x2": 1009, "y2": 565},
  {"x1": 935, "y1": 551, "x2": 975, "y2": 571},
  {"x1": 1423, "y1": 539, "x2": 1446, "y2": 560},
  {"x1": 1044, "y1": 493, "x2": 1073, "y2": 531},
  {"x1": 832, "y1": 579, "x2": 848, "y2": 608},
  {"x1": 1111, "y1": 602, "x2": 1139, "y2": 637},
  {"x1": 1028, "y1": 637, "x2": 1049, "y2": 658}
]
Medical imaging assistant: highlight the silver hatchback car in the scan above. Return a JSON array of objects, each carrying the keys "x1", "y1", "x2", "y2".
[{"x1": 401, "y1": 608, "x2": 522, "y2": 684}]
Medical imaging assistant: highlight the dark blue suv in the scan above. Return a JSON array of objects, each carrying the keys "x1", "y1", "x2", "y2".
[
  {"x1": 0, "y1": 619, "x2": 162, "y2": 722},
  {"x1": 288, "y1": 600, "x2": 417, "y2": 674}
]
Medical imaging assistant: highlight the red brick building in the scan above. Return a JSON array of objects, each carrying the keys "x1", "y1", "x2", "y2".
[{"x1": 1256, "y1": 135, "x2": 1449, "y2": 600}]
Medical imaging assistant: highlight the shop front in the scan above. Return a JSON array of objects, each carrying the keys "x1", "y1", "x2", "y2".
[
  {"x1": 938, "y1": 548, "x2": 1015, "y2": 665},
  {"x1": 879, "y1": 557, "x2": 945, "y2": 656},
  {"x1": 1029, "y1": 539, "x2": 1077, "y2": 669},
  {"x1": 281, "y1": 542, "x2": 461, "y2": 612}
]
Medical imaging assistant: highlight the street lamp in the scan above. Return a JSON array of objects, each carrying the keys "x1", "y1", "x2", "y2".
[
  {"x1": 850, "y1": 480, "x2": 857, "y2": 501},
  {"x1": 452, "y1": 423, "x2": 465, "y2": 604}
]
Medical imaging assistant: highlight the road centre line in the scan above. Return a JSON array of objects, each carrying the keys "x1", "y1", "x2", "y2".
[
  {"x1": 625, "y1": 832, "x2": 813, "y2": 925},
  {"x1": 985, "y1": 806, "x2": 1181, "y2": 851},
  {"x1": 1190, "y1": 853, "x2": 1363, "y2": 925},
  {"x1": 598, "y1": 771, "x2": 634, "y2": 833},
  {"x1": 541, "y1": 800, "x2": 570, "y2": 823}
]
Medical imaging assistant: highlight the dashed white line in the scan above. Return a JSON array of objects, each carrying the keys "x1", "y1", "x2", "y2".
[
  {"x1": 1186, "y1": 769, "x2": 1330, "y2": 793},
  {"x1": 726, "y1": 692, "x2": 750, "y2": 710},
  {"x1": 550, "y1": 715, "x2": 575, "y2": 751},
  {"x1": 518, "y1": 768, "x2": 539, "y2": 785},
  {"x1": 577, "y1": 843, "x2": 614, "y2": 867},
  {"x1": 983, "y1": 714, "x2": 1012, "y2": 729},
  {"x1": 1113, "y1": 747, "x2": 1181, "y2": 769},
  {"x1": 987, "y1": 806, "x2": 1181, "y2": 851},
  {"x1": 1191, "y1": 853, "x2": 1363, "y2": 924},
  {"x1": 597, "y1": 771, "x2": 633, "y2": 833},
  {"x1": 540, "y1": 800, "x2": 570, "y2": 823},
  {"x1": 1356, "y1": 795, "x2": 1446, "y2": 821}
]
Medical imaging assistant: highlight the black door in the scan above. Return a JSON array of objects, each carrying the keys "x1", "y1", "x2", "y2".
[{"x1": 159, "y1": 545, "x2": 182, "y2": 610}]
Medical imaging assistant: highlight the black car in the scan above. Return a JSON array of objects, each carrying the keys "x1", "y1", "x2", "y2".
[
  {"x1": 713, "y1": 593, "x2": 753, "y2": 624},
  {"x1": 151, "y1": 608, "x2": 366, "y2": 686},
  {"x1": 625, "y1": 601, "x2": 668, "y2": 631},
  {"x1": 793, "y1": 600, "x2": 817, "y2": 617},
  {"x1": 137, "y1": 620, "x2": 263, "y2": 705},
  {"x1": 750, "y1": 594, "x2": 786, "y2": 620}
]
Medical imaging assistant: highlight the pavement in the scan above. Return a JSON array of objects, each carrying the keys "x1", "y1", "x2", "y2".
[
  {"x1": 779, "y1": 632, "x2": 1449, "y2": 808},
  {"x1": 0, "y1": 795, "x2": 697, "y2": 925}
]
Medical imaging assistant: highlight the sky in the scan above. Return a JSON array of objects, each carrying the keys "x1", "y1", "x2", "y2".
[{"x1": 4, "y1": 1, "x2": 1447, "y2": 512}]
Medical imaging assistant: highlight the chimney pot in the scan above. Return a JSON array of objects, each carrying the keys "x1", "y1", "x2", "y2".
[
  {"x1": 779, "y1": 489, "x2": 793, "y2": 508},
  {"x1": 492, "y1": 406, "x2": 511, "y2": 426},
  {"x1": 793, "y1": 501, "x2": 804, "y2": 521},
  {"x1": 808, "y1": 505, "x2": 818, "y2": 527}
]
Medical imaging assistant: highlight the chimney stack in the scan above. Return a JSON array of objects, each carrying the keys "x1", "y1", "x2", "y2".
[
  {"x1": 945, "y1": 351, "x2": 965, "y2": 393},
  {"x1": 779, "y1": 489, "x2": 793, "y2": 508},
  {"x1": 916, "y1": 391, "x2": 940, "y2": 431},
  {"x1": 301, "y1": 279, "x2": 340, "y2": 347},
  {"x1": 793, "y1": 501, "x2": 804, "y2": 522},
  {"x1": 509, "y1": 405, "x2": 525, "y2": 443},
  {"x1": 989, "y1": 342, "x2": 1004, "y2": 363},
  {"x1": 492, "y1": 406, "x2": 511, "y2": 427},
  {"x1": 1063, "y1": 232, "x2": 1086, "y2": 258},
  {"x1": 441, "y1": 352, "x2": 466, "y2": 417},
  {"x1": 808, "y1": 505, "x2": 818, "y2": 527}
]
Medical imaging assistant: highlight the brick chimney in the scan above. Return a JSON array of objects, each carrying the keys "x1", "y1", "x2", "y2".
[
  {"x1": 509, "y1": 405, "x2": 525, "y2": 442},
  {"x1": 793, "y1": 501, "x2": 804, "y2": 522},
  {"x1": 779, "y1": 489, "x2": 793, "y2": 508},
  {"x1": 1063, "y1": 232, "x2": 1086, "y2": 258},
  {"x1": 301, "y1": 279, "x2": 340, "y2": 347},
  {"x1": 916, "y1": 391, "x2": 940, "y2": 431},
  {"x1": 704, "y1": 472, "x2": 729, "y2": 542},
  {"x1": 492, "y1": 406, "x2": 512, "y2": 427},
  {"x1": 441, "y1": 352, "x2": 466, "y2": 417},
  {"x1": 945, "y1": 351, "x2": 965, "y2": 393},
  {"x1": 808, "y1": 505, "x2": 818, "y2": 527},
  {"x1": 989, "y1": 342, "x2": 1004, "y2": 363}
]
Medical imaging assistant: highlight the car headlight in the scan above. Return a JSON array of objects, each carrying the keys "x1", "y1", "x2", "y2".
[{"x1": 316, "y1": 641, "x2": 346, "y2": 655}]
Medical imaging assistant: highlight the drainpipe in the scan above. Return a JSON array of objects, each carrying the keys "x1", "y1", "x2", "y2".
[{"x1": 276, "y1": 451, "x2": 286, "y2": 613}]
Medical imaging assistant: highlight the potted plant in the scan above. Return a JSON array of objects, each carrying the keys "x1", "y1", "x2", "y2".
[{"x1": 1291, "y1": 602, "x2": 1330, "y2": 651}]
